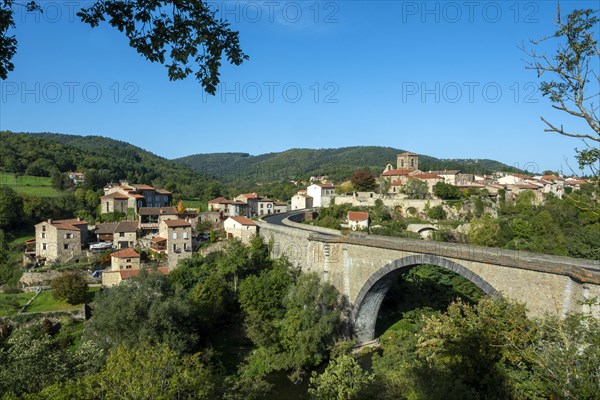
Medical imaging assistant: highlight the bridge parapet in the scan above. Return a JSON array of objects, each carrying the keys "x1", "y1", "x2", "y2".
[{"x1": 307, "y1": 233, "x2": 600, "y2": 285}]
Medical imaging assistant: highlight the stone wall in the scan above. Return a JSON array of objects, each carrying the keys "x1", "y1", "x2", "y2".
[{"x1": 323, "y1": 195, "x2": 442, "y2": 214}]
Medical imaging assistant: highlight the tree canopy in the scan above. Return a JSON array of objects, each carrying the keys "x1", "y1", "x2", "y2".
[{"x1": 1, "y1": 0, "x2": 248, "y2": 93}]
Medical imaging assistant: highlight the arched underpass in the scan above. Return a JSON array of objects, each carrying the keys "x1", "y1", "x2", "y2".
[{"x1": 352, "y1": 255, "x2": 500, "y2": 343}]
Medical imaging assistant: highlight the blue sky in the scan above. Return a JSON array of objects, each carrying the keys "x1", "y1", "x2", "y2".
[{"x1": 0, "y1": 0, "x2": 598, "y2": 174}]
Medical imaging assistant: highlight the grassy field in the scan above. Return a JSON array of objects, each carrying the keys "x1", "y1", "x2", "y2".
[
  {"x1": 24, "y1": 287, "x2": 99, "y2": 313},
  {"x1": 183, "y1": 198, "x2": 206, "y2": 211},
  {"x1": 0, "y1": 292, "x2": 35, "y2": 316},
  {"x1": 0, "y1": 172, "x2": 63, "y2": 197}
]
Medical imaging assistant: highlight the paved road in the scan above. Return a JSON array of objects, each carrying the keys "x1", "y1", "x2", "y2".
[{"x1": 261, "y1": 210, "x2": 342, "y2": 237}]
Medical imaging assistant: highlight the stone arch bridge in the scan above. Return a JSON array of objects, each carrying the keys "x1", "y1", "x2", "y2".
[{"x1": 259, "y1": 212, "x2": 600, "y2": 344}]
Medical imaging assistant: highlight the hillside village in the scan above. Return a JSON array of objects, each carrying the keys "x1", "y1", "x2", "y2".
[{"x1": 18, "y1": 151, "x2": 591, "y2": 290}]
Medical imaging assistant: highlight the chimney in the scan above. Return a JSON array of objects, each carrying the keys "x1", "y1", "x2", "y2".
[{"x1": 47, "y1": 219, "x2": 52, "y2": 224}]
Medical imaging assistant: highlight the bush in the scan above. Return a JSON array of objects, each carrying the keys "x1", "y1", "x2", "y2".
[
  {"x1": 51, "y1": 271, "x2": 88, "y2": 305},
  {"x1": 426, "y1": 205, "x2": 447, "y2": 220}
]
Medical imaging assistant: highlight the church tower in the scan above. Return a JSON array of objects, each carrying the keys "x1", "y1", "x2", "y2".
[{"x1": 396, "y1": 152, "x2": 419, "y2": 170}]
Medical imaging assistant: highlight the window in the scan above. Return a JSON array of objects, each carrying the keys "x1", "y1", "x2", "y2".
[
  {"x1": 172, "y1": 232, "x2": 177, "y2": 239},
  {"x1": 42, "y1": 243, "x2": 47, "y2": 250},
  {"x1": 260, "y1": 204, "x2": 263, "y2": 208},
  {"x1": 410, "y1": 159, "x2": 415, "y2": 167},
  {"x1": 184, "y1": 243, "x2": 188, "y2": 250},
  {"x1": 401, "y1": 160, "x2": 404, "y2": 167},
  {"x1": 64, "y1": 244, "x2": 69, "y2": 250},
  {"x1": 173, "y1": 244, "x2": 178, "y2": 251},
  {"x1": 126, "y1": 265, "x2": 132, "y2": 269},
  {"x1": 65, "y1": 233, "x2": 73, "y2": 239},
  {"x1": 42, "y1": 225, "x2": 46, "y2": 232},
  {"x1": 183, "y1": 232, "x2": 188, "y2": 239},
  {"x1": 126, "y1": 259, "x2": 131, "y2": 263},
  {"x1": 41, "y1": 233, "x2": 46, "y2": 239},
  {"x1": 120, "y1": 232, "x2": 125, "y2": 237}
]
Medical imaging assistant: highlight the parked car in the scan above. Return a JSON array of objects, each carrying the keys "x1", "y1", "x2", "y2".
[
  {"x1": 198, "y1": 233, "x2": 210, "y2": 241},
  {"x1": 91, "y1": 270, "x2": 103, "y2": 278}
]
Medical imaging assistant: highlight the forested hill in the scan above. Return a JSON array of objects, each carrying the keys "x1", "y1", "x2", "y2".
[
  {"x1": 174, "y1": 147, "x2": 522, "y2": 183},
  {"x1": 0, "y1": 131, "x2": 218, "y2": 198}
]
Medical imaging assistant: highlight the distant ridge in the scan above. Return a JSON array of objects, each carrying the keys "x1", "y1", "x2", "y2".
[{"x1": 174, "y1": 146, "x2": 523, "y2": 183}]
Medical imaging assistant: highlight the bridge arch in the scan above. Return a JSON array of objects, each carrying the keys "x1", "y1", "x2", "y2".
[{"x1": 352, "y1": 254, "x2": 500, "y2": 343}]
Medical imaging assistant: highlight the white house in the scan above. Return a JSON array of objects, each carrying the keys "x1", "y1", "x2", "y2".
[
  {"x1": 291, "y1": 192, "x2": 313, "y2": 210},
  {"x1": 306, "y1": 184, "x2": 335, "y2": 208},
  {"x1": 497, "y1": 174, "x2": 530, "y2": 185},
  {"x1": 347, "y1": 211, "x2": 369, "y2": 231},
  {"x1": 224, "y1": 216, "x2": 258, "y2": 244}
]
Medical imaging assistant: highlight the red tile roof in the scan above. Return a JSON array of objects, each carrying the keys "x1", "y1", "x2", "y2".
[
  {"x1": 239, "y1": 193, "x2": 259, "y2": 199},
  {"x1": 381, "y1": 169, "x2": 416, "y2": 177},
  {"x1": 132, "y1": 184, "x2": 155, "y2": 191},
  {"x1": 151, "y1": 236, "x2": 167, "y2": 243},
  {"x1": 317, "y1": 184, "x2": 335, "y2": 188},
  {"x1": 208, "y1": 197, "x2": 231, "y2": 204},
  {"x1": 228, "y1": 216, "x2": 257, "y2": 226},
  {"x1": 128, "y1": 193, "x2": 145, "y2": 199},
  {"x1": 155, "y1": 189, "x2": 172, "y2": 195},
  {"x1": 391, "y1": 181, "x2": 404, "y2": 186},
  {"x1": 348, "y1": 211, "x2": 369, "y2": 222},
  {"x1": 111, "y1": 248, "x2": 140, "y2": 258},
  {"x1": 54, "y1": 218, "x2": 88, "y2": 225},
  {"x1": 163, "y1": 219, "x2": 192, "y2": 228},
  {"x1": 100, "y1": 192, "x2": 129, "y2": 200},
  {"x1": 411, "y1": 173, "x2": 443, "y2": 180},
  {"x1": 429, "y1": 170, "x2": 460, "y2": 175}
]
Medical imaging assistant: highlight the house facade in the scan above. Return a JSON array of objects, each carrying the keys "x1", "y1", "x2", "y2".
[
  {"x1": 307, "y1": 184, "x2": 335, "y2": 208},
  {"x1": 152, "y1": 219, "x2": 193, "y2": 269},
  {"x1": 224, "y1": 216, "x2": 258, "y2": 244},
  {"x1": 347, "y1": 211, "x2": 370, "y2": 231},
  {"x1": 34, "y1": 218, "x2": 89, "y2": 264},
  {"x1": 291, "y1": 193, "x2": 313, "y2": 210}
]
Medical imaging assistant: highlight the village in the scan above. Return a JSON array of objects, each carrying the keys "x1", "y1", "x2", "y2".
[{"x1": 20, "y1": 151, "x2": 589, "y2": 289}]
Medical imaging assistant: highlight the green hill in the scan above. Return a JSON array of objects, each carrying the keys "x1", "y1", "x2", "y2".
[
  {"x1": 0, "y1": 131, "x2": 217, "y2": 198},
  {"x1": 175, "y1": 147, "x2": 521, "y2": 183}
]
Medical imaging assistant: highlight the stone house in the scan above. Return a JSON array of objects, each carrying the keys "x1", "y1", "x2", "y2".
[
  {"x1": 34, "y1": 218, "x2": 89, "y2": 265},
  {"x1": 224, "y1": 216, "x2": 257, "y2": 244},
  {"x1": 138, "y1": 206, "x2": 178, "y2": 234},
  {"x1": 110, "y1": 247, "x2": 141, "y2": 271},
  {"x1": 150, "y1": 219, "x2": 193, "y2": 269},
  {"x1": 113, "y1": 221, "x2": 139, "y2": 249},
  {"x1": 273, "y1": 202, "x2": 288, "y2": 214},
  {"x1": 102, "y1": 180, "x2": 172, "y2": 216}
]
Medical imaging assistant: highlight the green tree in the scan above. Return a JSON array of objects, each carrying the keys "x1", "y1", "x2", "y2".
[
  {"x1": 1, "y1": 0, "x2": 247, "y2": 94},
  {"x1": 523, "y1": 6, "x2": 599, "y2": 203},
  {"x1": 84, "y1": 273, "x2": 199, "y2": 353},
  {"x1": 51, "y1": 271, "x2": 89, "y2": 305},
  {"x1": 426, "y1": 205, "x2": 447, "y2": 221},
  {"x1": 402, "y1": 179, "x2": 428, "y2": 200},
  {"x1": 37, "y1": 343, "x2": 218, "y2": 400},
  {"x1": 467, "y1": 214, "x2": 501, "y2": 247},
  {"x1": 0, "y1": 186, "x2": 23, "y2": 229},
  {"x1": 309, "y1": 342, "x2": 373, "y2": 400},
  {"x1": 433, "y1": 182, "x2": 461, "y2": 200}
]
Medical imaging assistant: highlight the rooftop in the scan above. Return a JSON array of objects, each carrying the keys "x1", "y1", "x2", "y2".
[
  {"x1": 228, "y1": 216, "x2": 257, "y2": 226},
  {"x1": 111, "y1": 248, "x2": 140, "y2": 258}
]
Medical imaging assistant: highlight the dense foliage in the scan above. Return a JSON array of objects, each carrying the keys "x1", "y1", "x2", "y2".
[
  {"x1": 176, "y1": 147, "x2": 522, "y2": 185},
  {"x1": 0, "y1": 131, "x2": 218, "y2": 198},
  {"x1": 51, "y1": 272, "x2": 89, "y2": 305}
]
